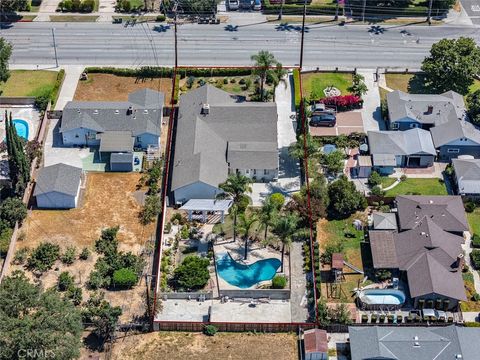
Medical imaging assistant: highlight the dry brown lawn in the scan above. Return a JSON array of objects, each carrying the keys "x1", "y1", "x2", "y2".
[
  {"x1": 74, "y1": 73, "x2": 173, "y2": 105},
  {"x1": 10, "y1": 173, "x2": 156, "y2": 321},
  {"x1": 108, "y1": 332, "x2": 298, "y2": 360}
]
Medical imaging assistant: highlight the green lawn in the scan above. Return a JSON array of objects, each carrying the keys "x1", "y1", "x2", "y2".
[
  {"x1": 467, "y1": 208, "x2": 480, "y2": 236},
  {"x1": 49, "y1": 15, "x2": 99, "y2": 22},
  {"x1": 128, "y1": 0, "x2": 144, "y2": 8},
  {"x1": 302, "y1": 72, "x2": 353, "y2": 100},
  {"x1": 469, "y1": 79, "x2": 480, "y2": 93},
  {"x1": 0, "y1": 70, "x2": 59, "y2": 97},
  {"x1": 384, "y1": 178, "x2": 447, "y2": 197},
  {"x1": 380, "y1": 177, "x2": 397, "y2": 189}
]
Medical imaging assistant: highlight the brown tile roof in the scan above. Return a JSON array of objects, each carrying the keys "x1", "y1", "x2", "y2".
[
  {"x1": 369, "y1": 230, "x2": 398, "y2": 268},
  {"x1": 304, "y1": 329, "x2": 328, "y2": 354}
]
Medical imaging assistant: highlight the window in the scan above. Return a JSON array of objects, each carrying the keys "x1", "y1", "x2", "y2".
[
  {"x1": 264, "y1": 169, "x2": 268, "y2": 175},
  {"x1": 75, "y1": 134, "x2": 79, "y2": 138},
  {"x1": 136, "y1": 136, "x2": 141, "y2": 142},
  {"x1": 253, "y1": 169, "x2": 256, "y2": 175},
  {"x1": 447, "y1": 148, "x2": 460, "y2": 153},
  {"x1": 245, "y1": 169, "x2": 250, "y2": 174},
  {"x1": 409, "y1": 123, "x2": 419, "y2": 129},
  {"x1": 390, "y1": 122, "x2": 399, "y2": 130}
]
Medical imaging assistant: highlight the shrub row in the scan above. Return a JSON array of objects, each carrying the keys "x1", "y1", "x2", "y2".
[
  {"x1": 471, "y1": 249, "x2": 480, "y2": 269},
  {"x1": 34, "y1": 69, "x2": 65, "y2": 111},
  {"x1": 322, "y1": 94, "x2": 363, "y2": 112},
  {"x1": 177, "y1": 68, "x2": 253, "y2": 79},
  {"x1": 293, "y1": 68, "x2": 301, "y2": 108},
  {"x1": 262, "y1": 0, "x2": 336, "y2": 15},
  {"x1": 85, "y1": 66, "x2": 174, "y2": 77}
]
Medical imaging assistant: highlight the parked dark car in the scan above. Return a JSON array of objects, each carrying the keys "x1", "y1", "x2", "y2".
[{"x1": 309, "y1": 112, "x2": 336, "y2": 127}]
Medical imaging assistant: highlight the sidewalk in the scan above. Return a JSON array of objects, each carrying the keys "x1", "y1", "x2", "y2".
[{"x1": 55, "y1": 65, "x2": 84, "y2": 110}]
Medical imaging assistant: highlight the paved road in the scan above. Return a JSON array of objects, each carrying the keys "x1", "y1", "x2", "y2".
[
  {"x1": 1, "y1": 22, "x2": 480, "y2": 67},
  {"x1": 461, "y1": 0, "x2": 480, "y2": 25}
]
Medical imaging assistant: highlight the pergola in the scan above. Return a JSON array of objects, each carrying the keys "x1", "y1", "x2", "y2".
[{"x1": 180, "y1": 199, "x2": 233, "y2": 223}]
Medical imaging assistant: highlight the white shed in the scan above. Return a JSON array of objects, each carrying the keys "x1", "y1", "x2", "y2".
[{"x1": 34, "y1": 163, "x2": 83, "y2": 209}]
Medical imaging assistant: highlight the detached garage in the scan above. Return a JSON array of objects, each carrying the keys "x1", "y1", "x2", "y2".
[{"x1": 34, "y1": 163, "x2": 83, "y2": 209}]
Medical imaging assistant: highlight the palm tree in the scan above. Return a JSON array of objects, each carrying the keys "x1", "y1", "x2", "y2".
[
  {"x1": 288, "y1": 133, "x2": 318, "y2": 160},
  {"x1": 271, "y1": 63, "x2": 287, "y2": 102},
  {"x1": 251, "y1": 50, "x2": 277, "y2": 102},
  {"x1": 218, "y1": 173, "x2": 252, "y2": 242},
  {"x1": 258, "y1": 196, "x2": 277, "y2": 241},
  {"x1": 237, "y1": 212, "x2": 259, "y2": 260},
  {"x1": 273, "y1": 213, "x2": 299, "y2": 273}
]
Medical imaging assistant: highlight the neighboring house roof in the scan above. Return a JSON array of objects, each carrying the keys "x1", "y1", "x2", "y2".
[
  {"x1": 369, "y1": 230, "x2": 398, "y2": 268},
  {"x1": 453, "y1": 157, "x2": 480, "y2": 195},
  {"x1": 331, "y1": 253, "x2": 344, "y2": 270},
  {"x1": 60, "y1": 89, "x2": 164, "y2": 137},
  {"x1": 304, "y1": 329, "x2": 328, "y2": 357},
  {"x1": 110, "y1": 152, "x2": 133, "y2": 164},
  {"x1": 357, "y1": 155, "x2": 372, "y2": 167},
  {"x1": 171, "y1": 85, "x2": 278, "y2": 192},
  {"x1": 97, "y1": 131, "x2": 135, "y2": 153},
  {"x1": 373, "y1": 212, "x2": 398, "y2": 230},
  {"x1": 395, "y1": 195, "x2": 469, "y2": 233},
  {"x1": 430, "y1": 119, "x2": 480, "y2": 148},
  {"x1": 34, "y1": 163, "x2": 82, "y2": 197},
  {"x1": 387, "y1": 90, "x2": 466, "y2": 126},
  {"x1": 368, "y1": 128, "x2": 436, "y2": 164},
  {"x1": 180, "y1": 199, "x2": 233, "y2": 212},
  {"x1": 395, "y1": 217, "x2": 466, "y2": 300},
  {"x1": 349, "y1": 326, "x2": 480, "y2": 360}
]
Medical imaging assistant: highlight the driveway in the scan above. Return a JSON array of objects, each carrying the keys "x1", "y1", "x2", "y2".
[
  {"x1": 309, "y1": 111, "x2": 364, "y2": 137},
  {"x1": 460, "y1": 0, "x2": 480, "y2": 24},
  {"x1": 358, "y1": 71, "x2": 384, "y2": 131},
  {"x1": 251, "y1": 74, "x2": 300, "y2": 206}
]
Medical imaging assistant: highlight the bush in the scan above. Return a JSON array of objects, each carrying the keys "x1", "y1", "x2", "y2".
[
  {"x1": 0, "y1": 197, "x2": 27, "y2": 227},
  {"x1": 87, "y1": 270, "x2": 110, "y2": 290},
  {"x1": 203, "y1": 324, "x2": 218, "y2": 336},
  {"x1": 180, "y1": 225, "x2": 190, "y2": 239},
  {"x1": 471, "y1": 249, "x2": 480, "y2": 269},
  {"x1": 173, "y1": 255, "x2": 210, "y2": 291},
  {"x1": 156, "y1": 14, "x2": 166, "y2": 22},
  {"x1": 368, "y1": 171, "x2": 382, "y2": 187},
  {"x1": 58, "y1": 271, "x2": 74, "y2": 291},
  {"x1": 61, "y1": 246, "x2": 76, "y2": 265},
  {"x1": 170, "y1": 212, "x2": 186, "y2": 225},
  {"x1": 400, "y1": 174, "x2": 407, "y2": 182},
  {"x1": 272, "y1": 275, "x2": 287, "y2": 289},
  {"x1": 27, "y1": 242, "x2": 60, "y2": 272},
  {"x1": 112, "y1": 268, "x2": 138, "y2": 289},
  {"x1": 293, "y1": 68, "x2": 301, "y2": 108},
  {"x1": 322, "y1": 94, "x2": 363, "y2": 112},
  {"x1": 375, "y1": 269, "x2": 391, "y2": 281},
  {"x1": 65, "y1": 285, "x2": 83, "y2": 306},
  {"x1": 95, "y1": 226, "x2": 119, "y2": 255},
  {"x1": 465, "y1": 201, "x2": 476, "y2": 213},
  {"x1": 13, "y1": 247, "x2": 29, "y2": 264},
  {"x1": 79, "y1": 247, "x2": 90, "y2": 260},
  {"x1": 80, "y1": 0, "x2": 95, "y2": 12},
  {"x1": 370, "y1": 185, "x2": 384, "y2": 196}
]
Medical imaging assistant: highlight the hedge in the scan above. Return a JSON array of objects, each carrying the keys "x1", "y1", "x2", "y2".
[
  {"x1": 177, "y1": 68, "x2": 253, "y2": 79},
  {"x1": 472, "y1": 234, "x2": 480, "y2": 248},
  {"x1": 471, "y1": 249, "x2": 480, "y2": 269},
  {"x1": 173, "y1": 74, "x2": 180, "y2": 104},
  {"x1": 85, "y1": 66, "x2": 174, "y2": 77},
  {"x1": 293, "y1": 68, "x2": 301, "y2": 108}
]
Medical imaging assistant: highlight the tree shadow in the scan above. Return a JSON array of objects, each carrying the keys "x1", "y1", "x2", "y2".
[
  {"x1": 152, "y1": 24, "x2": 171, "y2": 32},
  {"x1": 224, "y1": 24, "x2": 238, "y2": 32},
  {"x1": 407, "y1": 73, "x2": 429, "y2": 94},
  {"x1": 275, "y1": 22, "x2": 309, "y2": 33},
  {"x1": 367, "y1": 25, "x2": 387, "y2": 35}
]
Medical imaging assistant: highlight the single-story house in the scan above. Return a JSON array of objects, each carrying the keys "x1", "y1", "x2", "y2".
[
  {"x1": 430, "y1": 119, "x2": 480, "y2": 160},
  {"x1": 367, "y1": 128, "x2": 436, "y2": 175},
  {"x1": 369, "y1": 217, "x2": 467, "y2": 310},
  {"x1": 349, "y1": 325, "x2": 480, "y2": 360},
  {"x1": 386, "y1": 90, "x2": 466, "y2": 131},
  {"x1": 452, "y1": 156, "x2": 480, "y2": 197},
  {"x1": 171, "y1": 85, "x2": 278, "y2": 204},
  {"x1": 303, "y1": 329, "x2": 328, "y2": 360},
  {"x1": 34, "y1": 163, "x2": 83, "y2": 209},
  {"x1": 60, "y1": 89, "x2": 163, "y2": 162},
  {"x1": 372, "y1": 212, "x2": 397, "y2": 230},
  {"x1": 395, "y1": 195, "x2": 469, "y2": 234}
]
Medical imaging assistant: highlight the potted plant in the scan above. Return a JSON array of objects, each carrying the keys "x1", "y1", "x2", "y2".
[
  {"x1": 387, "y1": 315, "x2": 394, "y2": 323},
  {"x1": 362, "y1": 314, "x2": 368, "y2": 323},
  {"x1": 371, "y1": 314, "x2": 378, "y2": 323},
  {"x1": 379, "y1": 314, "x2": 386, "y2": 323}
]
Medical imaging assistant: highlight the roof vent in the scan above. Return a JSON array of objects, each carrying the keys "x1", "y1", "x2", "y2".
[
  {"x1": 144, "y1": 109, "x2": 148, "y2": 114},
  {"x1": 93, "y1": 109, "x2": 98, "y2": 115},
  {"x1": 201, "y1": 103, "x2": 210, "y2": 115},
  {"x1": 115, "y1": 110, "x2": 119, "y2": 114},
  {"x1": 426, "y1": 105, "x2": 433, "y2": 114},
  {"x1": 127, "y1": 106, "x2": 133, "y2": 116},
  {"x1": 456, "y1": 355, "x2": 463, "y2": 359},
  {"x1": 429, "y1": 200, "x2": 434, "y2": 204}
]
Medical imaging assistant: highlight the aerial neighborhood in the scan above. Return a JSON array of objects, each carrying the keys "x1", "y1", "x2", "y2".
[{"x1": 2, "y1": 1, "x2": 480, "y2": 359}]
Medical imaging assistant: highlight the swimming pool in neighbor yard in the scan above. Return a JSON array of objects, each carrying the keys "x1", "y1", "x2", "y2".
[
  {"x1": 216, "y1": 252, "x2": 281, "y2": 288},
  {"x1": 12, "y1": 119, "x2": 29, "y2": 140},
  {"x1": 359, "y1": 289, "x2": 406, "y2": 306}
]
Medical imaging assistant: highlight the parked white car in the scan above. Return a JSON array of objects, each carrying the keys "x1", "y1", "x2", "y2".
[{"x1": 228, "y1": 0, "x2": 239, "y2": 10}]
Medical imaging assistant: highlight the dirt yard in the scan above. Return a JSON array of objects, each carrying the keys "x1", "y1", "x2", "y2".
[
  {"x1": 74, "y1": 73, "x2": 173, "y2": 105},
  {"x1": 107, "y1": 332, "x2": 298, "y2": 360},
  {"x1": 10, "y1": 173, "x2": 156, "y2": 321}
]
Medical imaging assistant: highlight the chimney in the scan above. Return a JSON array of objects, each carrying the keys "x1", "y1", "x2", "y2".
[
  {"x1": 426, "y1": 105, "x2": 433, "y2": 114},
  {"x1": 127, "y1": 106, "x2": 133, "y2": 116},
  {"x1": 456, "y1": 254, "x2": 465, "y2": 271},
  {"x1": 201, "y1": 103, "x2": 210, "y2": 115}
]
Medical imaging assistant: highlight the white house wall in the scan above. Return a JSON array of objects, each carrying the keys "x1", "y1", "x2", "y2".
[
  {"x1": 174, "y1": 181, "x2": 221, "y2": 204},
  {"x1": 62, "y1": 128, "x2": 100, "y2": 147},
  {"x1": 36, "y1": 191, "x2": 77, "y2": 209}
]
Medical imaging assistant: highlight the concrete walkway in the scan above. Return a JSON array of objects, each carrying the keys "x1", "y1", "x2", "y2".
[
  {"x1": 358, "y1": 71, "x2": 384, "y2": 131},
  {"x1": 55, "y1": 66, "x2": 84, "y2": 110},
  {"x1": 462, "y1": 233, "x2": 480, "y2": 294},
  {"x1": 290, "y1": 242, "x2": 309, "y2": 322}
]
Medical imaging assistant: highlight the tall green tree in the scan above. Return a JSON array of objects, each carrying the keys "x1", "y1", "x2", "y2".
[
  {"x1": 218, "y1": 173, "x2": 252, "y2": 242},
  {"x1": 237, "y1": 212, "x2": 258, "y2": 260},
  {"x1": 258, "y1": 195, "x2": 278, "y2": 240},
  {"x1": 421, "y1": 37, "x2": 480, "y2": 95},
  {"x1": 327, "y1": 175, "x2": 367, "y2": 219},
  {"x1": 319, "y1": 150, "x2": 345, "y2": 176},
  {"x1": 0, "y1": 271, "x2": 83, "y2": 360},
  {"x1": 251, "y1": 50, "x2": 278, "y2": 102},
  {"x1": 272, "y1": 213, "x2": 299, "y2": 273},
  {"x1": 5, "y1": 112, "x2": 30, "y2": 195},
  {"x1": 0, "y1": 38, "x2": 12, "y2": 84},
  {"x1": 467, "y1": 89, "x2": 480, "y2": 124}
]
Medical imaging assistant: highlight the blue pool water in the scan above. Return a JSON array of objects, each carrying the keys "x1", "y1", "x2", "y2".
[
  {"x1": 12, "y1": 119, "x2": 29, "y2": 140},
  {"x1": 359, "y1": 289, "x2": 406, "y2": 306},
  {"x1": 216, "y1": 252, "x2": 281, "y2": 288}
]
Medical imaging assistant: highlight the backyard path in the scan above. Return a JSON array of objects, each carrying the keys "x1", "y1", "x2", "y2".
[
  {"x1": 290, "y1": 241, "x2": 309, "y2": 322},
  {"x1": 55, "y1": 65, "x2": 84, "y2": 110}
]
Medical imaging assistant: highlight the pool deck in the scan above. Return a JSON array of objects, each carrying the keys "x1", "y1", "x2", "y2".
[
  {"x1": 214, "y1": 241, "x2": 289, "y2": 291},
  {"x1": 0, "y1": 105, "x2": 40, "y2": 142}
]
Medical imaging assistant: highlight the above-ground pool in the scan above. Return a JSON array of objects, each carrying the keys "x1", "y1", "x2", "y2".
[
  {"x1": 358, "y1": 289, "x2": 406, "y2": 307},
  {"x1": 12, "y1": 119, "x2": 29, "y2": 140},
  {"x1": 216, "y1": 252, "x2": 281, "y2": 288}
]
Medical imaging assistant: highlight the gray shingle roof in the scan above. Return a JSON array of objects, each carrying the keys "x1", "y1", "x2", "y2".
[
  {"x1": 369, "y1": 230, "x2": 398, "y2": 268},
  {"x1": 368, "y1": 128, "x2": 436, "y2": 160},
  {"x1": 97, "y1": 131, "x2": 135, "y2": 153},
  {"x1": 395, "y1": 195, "x2": 469, "y2": 233},
  {"x1": 387, "y1": 90, "x2": 466, "y2": 126},
  {"x1": 430, "y1": 119, "x2": 480, "y2": 148},
  {"x1": 110, "y1": 152, "x2": 133, "y2": 163},
  {"x1": 60, "y1": 89, "x2": 163, "y2": 137},
  {"x1": 373, "y1": 212, "x2": 398, "y2": 230},
  {"x1": 34, "y1": 163, "x2": 82, "y2": 197},
  {"x1": 349, "y1": 326, "x2": 480, "y2": 360},
  {"x1": 171, "y1": 85, "x2": 278, "y2": 191},
  {"x1": 453, "y1": 157, "x2": 480, "y2": 195}
]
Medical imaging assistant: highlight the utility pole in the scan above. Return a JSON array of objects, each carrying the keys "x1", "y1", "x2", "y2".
[
  {"x1": 51, "y1": 28, "x2": 59, "y2": 68},
  {"x1": 173, "y1": 2, "x2": 178, "y2": 69},
  {"x1": 299, "y1": 0, "x2": 307, "y2": 70},
  {"x1": 335, "y1": 0, "x2": 339, "y2": 21},
  {"x1": 278, "y1": 0, "x2": 285, "y2": 20},
  {"x1": 362, "y1": 0, "x2": 366, "y2": 23},
  {"x1": 427, "y1": 0, "x2": 433, "y2": 25}
]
